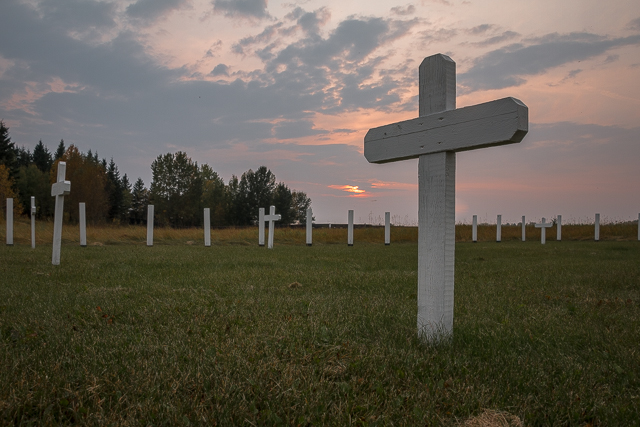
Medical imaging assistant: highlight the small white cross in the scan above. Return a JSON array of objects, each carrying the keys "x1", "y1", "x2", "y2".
[
  {"x1": 51, "y1": 161, "x2": 71, "y2": 265},
  {"x1": 535, "y1": 217, "x2": 553, "y2": 244},
  {"x1": 261, "y1": 205, "x2": 281, "y2": 249},
  {"x1": 31, "y1": 196, "x2": 36, "y2": 249}
]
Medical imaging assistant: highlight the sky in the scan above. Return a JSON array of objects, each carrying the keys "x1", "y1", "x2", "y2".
[{"x1": 1, "y1": 0, "x2": 639, "y2": 225}]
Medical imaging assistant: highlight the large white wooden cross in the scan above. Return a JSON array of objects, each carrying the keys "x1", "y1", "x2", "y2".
[
  {"x1": 364, "y1": 54, "x2": 528, "y2": 341},
  {"x1": 51, "y1": 161, "x2": 71, "y2": 265}
]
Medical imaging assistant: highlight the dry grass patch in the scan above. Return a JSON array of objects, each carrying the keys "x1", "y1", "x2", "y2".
[{"x1": 460, "y1": 409, "x2": 523, "y2": 427}]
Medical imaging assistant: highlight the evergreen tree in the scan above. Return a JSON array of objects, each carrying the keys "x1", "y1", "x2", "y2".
[
  {"x1": 130, "y1": 178, "x2": 148, "y2": 225},
  {"x1": 15, "y1": 146, "x2": 31, "y2": 169},
  {"x1": 16, "y1": 164, "x2": 54, "y2": 218},
  {"x1": 54, "y1": 139, "x2": 65, "y2": 160},
  {"x1": 32, "y1": 140, "x2": 53, "y2": 173},
  {"x1": 106, "y1": 158, "x2": 124, "y2": 222},
  {"x1": 0, "y1": 121, "x2": 17, "y2": 177},
  {"x1": 120, "y1": 173, "x2": 132, "y2": 223}
]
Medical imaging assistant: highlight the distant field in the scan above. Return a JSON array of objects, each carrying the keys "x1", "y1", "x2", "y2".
[
  {"x1": 1, "y1": 217, "x2": 638, "y2": 247},
  {"x1": 1, "y1": 233, "x2": 639, "y2": 424}
]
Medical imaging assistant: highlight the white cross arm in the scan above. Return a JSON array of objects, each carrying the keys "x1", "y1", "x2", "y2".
[
  {"x1": 51, "y1": 181, "x2": 71, "y2": 197},
  {"x1": 535, "y1": 223, "x2": 553, "y2": 228},
  {"x1": 265, "y1": 214, "x2": 281, "y2": 221},
  {"x1": 364, "y1": 97, "x2": 528, "y2": 164}
]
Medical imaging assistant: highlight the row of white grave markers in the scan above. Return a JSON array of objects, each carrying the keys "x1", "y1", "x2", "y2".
[{"x1": 470, "y1": 213, "x2": 617, "y2": 243}]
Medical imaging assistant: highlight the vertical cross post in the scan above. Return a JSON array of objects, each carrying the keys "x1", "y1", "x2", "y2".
[
  {"x1": 306, "y1": 208, "x2": 313, "y2": 246},
  {"x1": 204, "y1": 208, "x2": 211, "y2": 247},
  {"x1": 51, "y1": 162, "x2": 71, "y2": 265},
  {"x1": 265, "y1": 205, "x2": 281, "y2": 249},
  {"x1": 147, "y1": 205, "x2": 154, "y2": 246},
  {"x1": 535, "y1": 217, "x2": 553, "y2": 244},
  {"x1": 6, "y1": 198, "x2": 13, "y2": 246},
  {"x1": 594, "y1": 213, "x2": 600, "y2": 241},
  {"x1": 347, "y1": 209, "x2": 354, "y2": 246},
  {"x1": 79, "y1": 203, "x2": 87, "y2": 247},
  {"x1": 521, "y1": 215, "x2": 526, "y2": 242},
  {"x1": 637, "y1": 213, "x2": 639, "y2": 241},
  {"x1": 364, "y1": 54, "x2": 528, "y2": 341},
  {"x1": 557, "y1": 215, "x2": 562, "y2": 241},
  {"x1": 472, "y1": 215, "x2": 477, "y2": 242},
  {"x1": 496, "y1": 214, "x2": 502, "y2": 242},
  {"x1": 417, "y1": 55, "x2": 456, "y2": 340},
  {"x1": 259, "y1": 207, "x2": 265, "y2": 246},
  {"x1": 385, "y1": 212, "x2": 391, "y2": 245},
  {"x1": 31, "y1": 196, "x2": 36, "y2": 249}
]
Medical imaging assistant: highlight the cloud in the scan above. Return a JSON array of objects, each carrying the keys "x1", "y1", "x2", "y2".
[
  {"x1": 213, "y1": 0, "x2": 271, "y2": 19},
  {"x1": 472, "y1": 31, "x2": 520, "y2": 47},
  {"x1": 273, "y1": 120, "x2": 329, "y2": 139},
  {"x1": 232, "y1": 23, "x2": 283, "y2": 55},
  {"x1": 420, "y1": 28, "x2": 457, "y2": 44},
  {"x1": 627, "y1": 17, "x2": 640, "y2": 32},
  {"x1": 210, "y1": 63, "x2": 230, "y2": 76},
  {"x1": 466, "y1": 24, "x2": 494, "y2": 35},
  {"x1": 604, "y1": 54, "x2": 619, "y2": 64},
  {"x1": 126, "y1": 0, "x2": 191, "y2": 25},
  {"x1": 459, "y1": 32, "x2": 640, "y2": 92},
  {"x1": 37, "y1": 0, "x2": 117, "y2": 38},
  {"x1": 391, "y1": 5, "x2": 416, "y2": 16}
]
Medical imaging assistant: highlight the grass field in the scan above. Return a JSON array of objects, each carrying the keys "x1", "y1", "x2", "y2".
[{"x1": 1, "y1": 223, "x2": 639, "y2": 425}]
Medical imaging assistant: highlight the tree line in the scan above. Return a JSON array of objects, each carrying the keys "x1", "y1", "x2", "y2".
[{"x1": 0, "y1": 121, "x2": 311, "y2": 227}]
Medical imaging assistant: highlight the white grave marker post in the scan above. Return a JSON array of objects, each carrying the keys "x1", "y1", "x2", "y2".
[
  {"x1": 204, "y1": 208, "x2": 211, "y2": 247},
  {"x1": 385, "y1": 212, "x2": 391, "y2": 245},
  {"x1": 472, "y1": 215, "x2": 477, "y2": 242},
  {"x1": 6, "y1": 198, "x2": 13, "y2": 246},
  {"x1": 146, "y1": 205, "x2": 154, "y2": 246},
  {"x1": 51, "y1": 162, "x2": 71, "y2": 265},
  {"x1": 79, "y1": 203, "x2": 87, "y2": 247},
  {"x1": 258, "y1": 207, "x2": 265, "y2": 246},
  {"x1": 496, "y1": 214, "x2": 502, "y2": 242},
  {"x1": 31, "y1": 196, "x2": 36, "y2": 249},
  {"x1": 521, "y1": 215, "x2": 526, "y2": 242},
  {"x1": 347, "y1": 210, "x2": 354, "y2": 246},
  {"x1": 535, "y1": 217, "x2": 553, "y2": 244},
  {"x1": 637, "y1": 213, "x2": 639, "y2": 241},
  {"x1": 557, "y1": 215, "x2": 562, "y2": 241},
  {"x1": 595, "y1": 213, "x2": 600, "y2": 241},
  {"x1": 306, "y1": 208, "x2": 313, "y2": 246},
  {"x1": 265, "y1": 205, "x2": 281, "y2": 249},
  {"x1": 364, "y1": 54, "x2": 528, "y2": 341}
]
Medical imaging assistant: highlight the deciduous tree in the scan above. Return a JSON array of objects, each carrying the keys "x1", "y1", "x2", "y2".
[{"x1": 150, "y1": 152, "x2": 203, "y2": 227}]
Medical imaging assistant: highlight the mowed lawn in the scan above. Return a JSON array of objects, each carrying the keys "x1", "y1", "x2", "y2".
[{"x1": 1, "y1": 238, "x2": 639, "y2": 425}]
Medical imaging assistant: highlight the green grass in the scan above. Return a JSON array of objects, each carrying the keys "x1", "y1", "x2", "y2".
[{"x1": 1, "y1": 239, "x2": 639, "y2": 425}]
